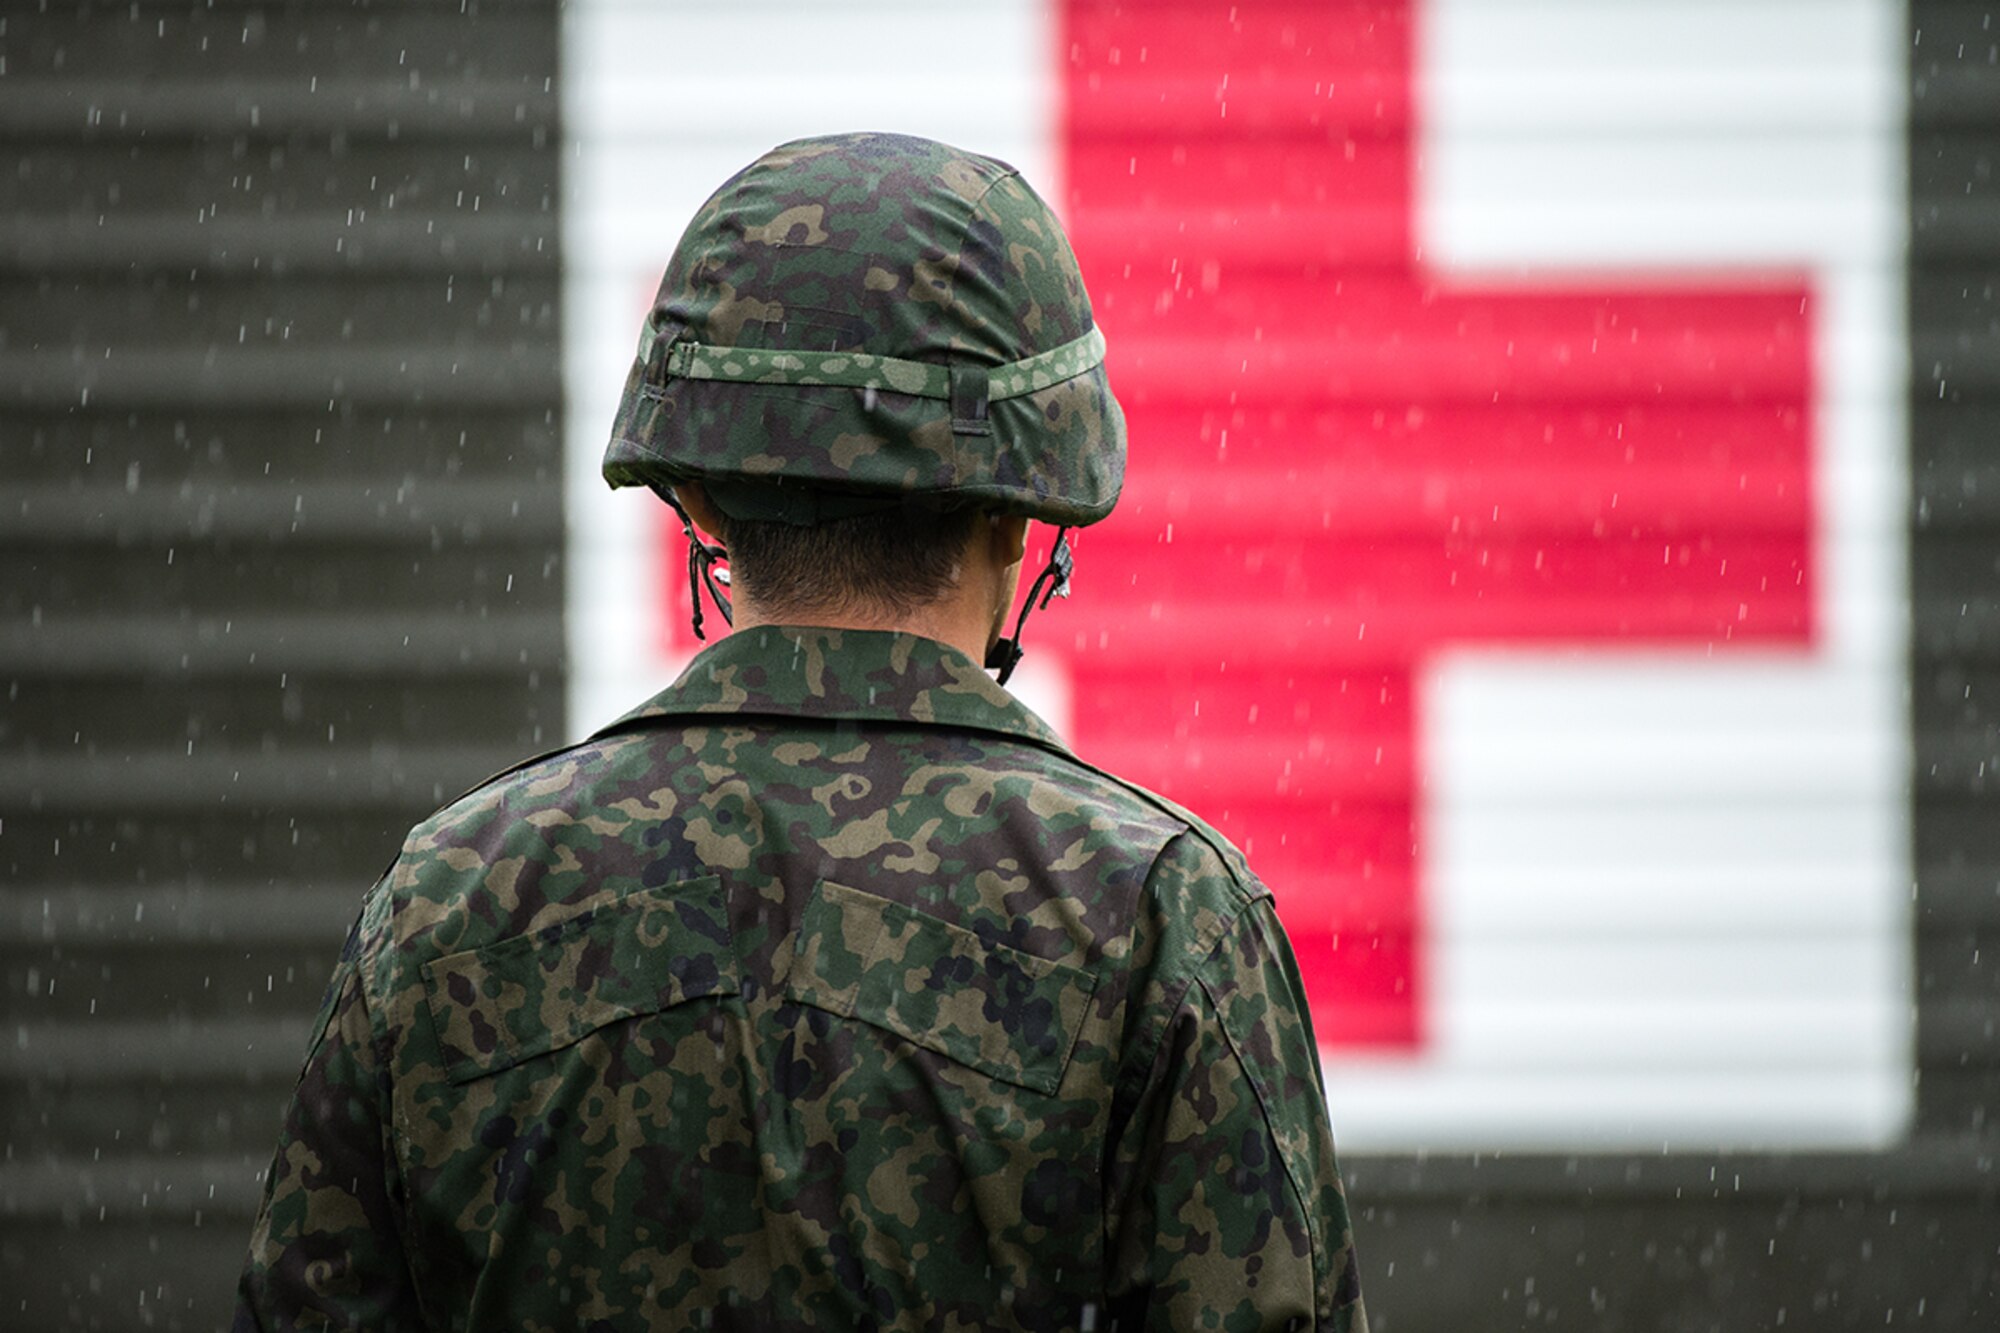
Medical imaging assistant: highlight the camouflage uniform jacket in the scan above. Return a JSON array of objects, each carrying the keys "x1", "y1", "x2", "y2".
[{"x1": 236, "y1": 627, "x2": 1367, "y2": 1331}]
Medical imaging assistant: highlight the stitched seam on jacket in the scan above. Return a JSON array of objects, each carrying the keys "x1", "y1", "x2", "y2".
[{"x1": 1198, "y1": 955, "x2": 1325, "y2": 1318}]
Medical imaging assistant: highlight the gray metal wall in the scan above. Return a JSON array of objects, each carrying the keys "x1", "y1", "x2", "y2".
[
  {"x1": 2, "y1": 3, "x2": 1995, "y2": 1331},
  {"x1": 1909, "y1": 0, "x2": 2000, "y2": 1146},
  {"x1": 1, "y1": 2, "x2": 565, "y2": 1327}
]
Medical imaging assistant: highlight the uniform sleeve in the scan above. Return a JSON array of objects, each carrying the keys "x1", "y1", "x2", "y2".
[
  {"x1": 234, "y1": 915, "x2": 425, "y2": 1332},
  {"x1": 1105, "y1": 889, "x2": 1367, "y2": 1332}
]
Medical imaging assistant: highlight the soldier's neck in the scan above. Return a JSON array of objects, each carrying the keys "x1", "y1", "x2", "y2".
[
  {"x1": 730, "y1": 515, "x2": 1026, "y2": 666},
  {"x1": 728, "y1": 584, "x2": 1002, "y2": 667}
]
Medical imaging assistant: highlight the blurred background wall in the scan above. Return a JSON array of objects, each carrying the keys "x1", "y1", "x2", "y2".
[
  {"x1": 4, "y1": 0, "x2": 1996, "y2": 1329},
  {"x1": 2, "y1": 1, "x2": 565, "y2": 1325}
]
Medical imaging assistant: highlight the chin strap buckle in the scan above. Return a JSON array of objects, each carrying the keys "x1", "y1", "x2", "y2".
[{"x1": 987, "y1": 527, "x2": 1073, "y2": 687}]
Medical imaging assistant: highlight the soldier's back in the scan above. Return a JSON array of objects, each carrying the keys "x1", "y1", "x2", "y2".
[{"x1": 358, "y1": 667, "x2": 1257, "y2": 1326}]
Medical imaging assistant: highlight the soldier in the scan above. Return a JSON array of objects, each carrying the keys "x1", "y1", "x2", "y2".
[{"x1": 236, "y1": 132, "x2": 1366, "y2": 1331}]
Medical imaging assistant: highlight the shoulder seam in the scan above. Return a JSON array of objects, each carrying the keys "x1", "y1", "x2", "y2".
[
  {"x1": 379, "y1": 729, "x2": 657, "y2": 891},
  {"x1": 1120, "y1": 830, "x2": 1264, "y2": 1115},
  {"x1": 1046, "y1": 752, "x2": 1267, "y2": 908},
  {"x1": 1197, "y1": 949, "x2": 1328, "y2": 1318}
]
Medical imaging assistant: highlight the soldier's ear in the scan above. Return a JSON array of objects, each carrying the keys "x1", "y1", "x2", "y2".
[
  {"x1": 675, "y1": 481, "x2": 729, "y2": 543},
  {"x1": 988, "y1": 508, "x2": 1032, "y2": 572},
  {"x1": 988, "y1": 512, "x2": 1029, "y2": 569}
]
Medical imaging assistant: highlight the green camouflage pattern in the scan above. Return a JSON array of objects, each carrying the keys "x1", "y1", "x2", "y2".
[
  {"x1": 603, "y1": 133, "x2": 1127, "y2": 527},
  {"x1": 236, "y1": 628, "x2": 1365, "y2": 1330}
]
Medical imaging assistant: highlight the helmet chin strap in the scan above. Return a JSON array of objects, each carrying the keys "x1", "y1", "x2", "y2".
[
  {"x1": 651, "y1": 484, "x2": 733, "y2": 640},
  {"x1": 985, "y1": 527, "x2": 1073, "y2": 686}
]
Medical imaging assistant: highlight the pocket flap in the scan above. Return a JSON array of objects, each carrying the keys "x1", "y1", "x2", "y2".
[
  {"x1": 787, "y1": 880, "x2": 1096, "y2": 1095},
  {"x1": 421, "y1": 876, "x2": 738, "y2": 1083}
]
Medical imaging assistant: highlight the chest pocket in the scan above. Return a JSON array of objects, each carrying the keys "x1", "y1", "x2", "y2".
[
  {"x1": 787, "y1": 880, "x2": 1097, "y2": 1096},
  {"x1": 421, "y1": 876, "x2": 739, "y2": 1084}
]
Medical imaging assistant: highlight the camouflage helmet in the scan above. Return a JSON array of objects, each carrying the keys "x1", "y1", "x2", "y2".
[{"x1": 603, "y1": 132, "x2": 1125, "y2": 527}]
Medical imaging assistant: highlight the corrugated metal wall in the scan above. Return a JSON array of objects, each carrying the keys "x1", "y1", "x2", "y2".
[
  {"x1": 1911, "y1": 0, "x2": 2000, "y2": 1144},
  {"x1": 0, "y1": 3, "x2": 564, "y2": 1328},
  {"x1": 4, "y1": 1, "x2": 1997, "y2": 1330}
]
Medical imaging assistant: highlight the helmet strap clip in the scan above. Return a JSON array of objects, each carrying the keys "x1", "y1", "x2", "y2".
[{"x1": 986, "y1": 526, "x2": 1073, "y2": 686}]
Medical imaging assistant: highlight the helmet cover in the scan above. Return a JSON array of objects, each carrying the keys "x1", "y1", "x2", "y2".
[{"x1": 603, "y1": 132, "x2": 1126, "y2": 527}]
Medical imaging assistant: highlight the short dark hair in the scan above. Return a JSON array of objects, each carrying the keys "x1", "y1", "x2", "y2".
[{"x1": 721, "y1": 504, "x2": 984, "y2": 618}]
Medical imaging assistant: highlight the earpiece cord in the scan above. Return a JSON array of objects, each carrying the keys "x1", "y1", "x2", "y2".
[
  {"x1": 651, "y1": 484, "x2": 1067, "y2": 671},
  {"x1": 651, "y1": 484, "x2": 733, "y2": 640},
  {"x1": 986, "y1": 526, "x2": 1073, "y2": 687}
]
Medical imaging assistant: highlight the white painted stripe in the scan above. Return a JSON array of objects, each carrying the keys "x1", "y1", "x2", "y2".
[
  {"x1": 1435, "y1": 940, "x2": 1902, "y2": 1002},
  {"x1": 1326, "y1": 1069, "x2": 1911, "y2": 1152},
  {"x1": 1431, "y1": 869, "x2": 1894, "y2": 935},
  {"x1": 1429, "y1": 657, "x2": 1903, "y2": 803},
  {"x1": 1406, "y1": 1000, "x2": 1904, "y2": 1070}
]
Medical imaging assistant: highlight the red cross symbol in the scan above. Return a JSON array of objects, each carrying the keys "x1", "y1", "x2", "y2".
[{"x1": 1059, "y1": 0, "x2": 1814, "y2": 1047}]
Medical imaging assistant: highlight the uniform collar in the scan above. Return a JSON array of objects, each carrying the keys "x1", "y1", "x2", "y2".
[{"x1": 592, "y1": 625, "x2": 1072, "y2": 756}]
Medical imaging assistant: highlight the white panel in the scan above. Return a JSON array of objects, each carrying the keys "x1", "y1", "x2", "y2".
[
  {"x1": 1421, "y1": 139, "x2": 1894, "y2": 269},
  {"x1": 1384, "y1": 648, "x2": 1910, "y2": 1150},
  {"x1": 1325, "y1": 1069, "x2": 1910, "y2": 1152},
  {"x1": 1323, "y1": 0, "x2": 1910, "y2": 1151},
  {"x1": 563, "y1": 0, "x2": 1054, "y2": 736},
  {"x1": 1438, "y1": 941, "x2": 1899, "y2": 1006},
  {"x1": 1432, "y1": 658, "x2": 1901, "y2": 801},
  {"x1": 1434, "y1": 807, "x2": 1896, "y2": 884},
  {"x1": 1439, "y1": 868, "x2": 1891, "y2": 935},
  {"x1": 1420, "y1": 0, "x2": 1902, "y2": 271}
]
